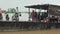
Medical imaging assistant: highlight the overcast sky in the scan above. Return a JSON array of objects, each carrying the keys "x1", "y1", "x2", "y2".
[{"x1": 0, "y1": 0, "x2": 60, "y2": 12}]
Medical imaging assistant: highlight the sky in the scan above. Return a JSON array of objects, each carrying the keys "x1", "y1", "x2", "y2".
[{"x1": 0, "y1": 0, "x2": 60, "y2": 12}]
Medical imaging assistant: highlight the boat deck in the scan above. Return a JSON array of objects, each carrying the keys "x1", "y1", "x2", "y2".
[{"x1": 0, "y1": 21, "x2": 60, "y2": 29}]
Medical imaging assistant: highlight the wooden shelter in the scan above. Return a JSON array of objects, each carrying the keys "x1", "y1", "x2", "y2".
[
  {"x1": 25, "y1": 4, "x2": 60, "y2": 23},
  {"x1": 0, "y1": 4, "x2": 60, "y2": 29},
  {"x1": 25, "y1": 4, "x2": 60, "y2": 16}
]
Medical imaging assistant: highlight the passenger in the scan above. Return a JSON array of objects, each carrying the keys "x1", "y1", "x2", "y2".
[
  {"x1": 35, "y1": 12, "x2": 37, "y2": 18},
  {"x1": 19, "y1": 12, "x2": 21, "y2": 16},
  {"x1": 31, "y1": 10, "x2": 35, "y2": 21},
  {"x1": 0, "y1": 8, "x2": 3, "y2": 20},
  {"x1": 12, "y1": 13, "x2": 19, "y2": 21},
  {"x1": 34, "y1": 12, "x2": 37, "y2": 21},
  {"x1": 12, "y1": 13, "x2": 16, "y2": 21},
  {"x1": 44, "y1": 17, "x2": 49, "y2": 23},
  {"x1": 52, "y1": 16, "x2": 55, "y2": 23},
  {"x1": 38, "y1": 12, "x2": 41, "y2": 21},
  {"x1": 6, "y1": 14, "x2": 9, "y2": 21},
  {"x1": 15, "y1": 13, "x2": 19, "y2": 21}
]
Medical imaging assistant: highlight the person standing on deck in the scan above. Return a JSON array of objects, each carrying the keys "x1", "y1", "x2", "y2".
[
  {"x1": 31, "y1": 10, "x2": 35, "y2": 21},
  {"x1": 15, "y1": 13, "x2": 19, "y2": 21},
  {"x1": 44, "y1": 17, "x2": 49, "y2": 29},
  {"x1": 16, "y1": 7, "x2": 19, "y2": 21},
  {"x1": 12, "y1": 13, "x2": 16, "y2": 21},
  {"x1": 6, "y1": 14, "x2": 9, "y2": 21},
  {"x1": 44, "y1": 17, "x2": 49, "y2": 23},
  {"x1": 0, "y1": 8, "x2": 3, "y2": 20}
]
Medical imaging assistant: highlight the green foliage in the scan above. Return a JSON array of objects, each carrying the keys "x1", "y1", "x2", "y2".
[
  {"x1": 8, "y1": 8, "x2": 16, "y2": 13},
  {"x1": 2, "y1": 8, "x2": 16, "y2": 13},
  {"x1": 2, "y1": 10, "x2": 7, "y2": 13}
]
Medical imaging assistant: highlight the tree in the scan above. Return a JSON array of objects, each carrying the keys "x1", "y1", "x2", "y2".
[
  {"x1": 8, "y1": 8, "x2": 16, "y2": 13},
  {"x1": 12, "y1": 8, "x2": 16, "y2": 13},
  {"x1": 2, "y1": 10, "x2": 7, "y2": 13}
]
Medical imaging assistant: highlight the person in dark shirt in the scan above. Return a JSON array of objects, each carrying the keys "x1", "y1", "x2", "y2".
[
  {"x1": 6, "y1": 14, "x2": 9, "y2": 21},
  {"x1": 15, "y1": 13, "x2": 19, "y2": 21}
]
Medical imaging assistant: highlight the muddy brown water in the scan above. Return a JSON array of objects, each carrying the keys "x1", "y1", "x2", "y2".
[{"x1": 0, "y1": 29, "x2": 60, "y2": 34}]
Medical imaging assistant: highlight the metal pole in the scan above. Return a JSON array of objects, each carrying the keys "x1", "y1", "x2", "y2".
[
  {"x1": 16, "y1": 7, "x2": 19, "y2": 21},
  {"x1": 28, "y1": 8, "x2": 30, "y2": 21},
  {"x1": 35, "y1": 9, "x2": 37, "y2": 22},
  {"x1": 39, "y1": 9, "x2": 41, "y2": 22}
]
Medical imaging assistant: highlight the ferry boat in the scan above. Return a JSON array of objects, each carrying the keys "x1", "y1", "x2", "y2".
[{"x1": 0, "y1": 4, "x2": 60, "y2": 30}]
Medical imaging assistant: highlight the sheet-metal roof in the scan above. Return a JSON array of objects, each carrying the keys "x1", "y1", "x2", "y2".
[
  {"x1": 25, "y1": 4, "x2": 60, "y2": 16},
  {"x1": 25, "y1": 4, "x2": 48, "y2": 10},
  {"x1": 25, "y1": 4, "x2": 60, "y2": 10}
]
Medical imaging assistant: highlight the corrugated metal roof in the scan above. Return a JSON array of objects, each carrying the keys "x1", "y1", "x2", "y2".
[{"x1": 25, "y1": 4, "x2": 60, "y2": 16}]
